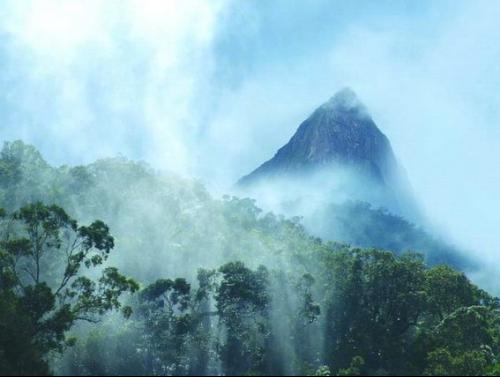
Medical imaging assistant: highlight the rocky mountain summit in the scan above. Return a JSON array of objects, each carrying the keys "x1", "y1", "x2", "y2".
[
  {"x1": 239, "y1": 88, "x2": 400, "y2": 186},
  {"x1": 238, "y1": 88, "x2": 419, "y2": 221}
]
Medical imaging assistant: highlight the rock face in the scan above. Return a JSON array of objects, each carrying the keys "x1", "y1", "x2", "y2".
[
  {"x1": 240, "y1": 88, "x2": 398, "y2": 185},
  {"x1": 238, "y1": 88, "x2": 419, "y2": 221}
]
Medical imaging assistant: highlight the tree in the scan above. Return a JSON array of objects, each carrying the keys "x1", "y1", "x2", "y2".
[
  {"x1": 0, "y1": 203, "x2": 138, "y2": 375},
  {"x1": 423, "y1": 306, "x2": 498, "y2": 376},
  {"x1": 138, "y1": 278, "x2": 194, "y2": 375},
  {"x1": 424, "y1": 265, "x2": 478, "y2": 322},
  {"x1": 0, "y1": 141, "x2": 54, "y2": 210},
  {"x1": 323, "y1": 249, "x2": 427, "y2": 375},
  {"x1": 216, "y1": 262, "x2": 270, "y2": 376},
  {"x1": 293, "y1": 273, "x2": 321, "y2": 370}
]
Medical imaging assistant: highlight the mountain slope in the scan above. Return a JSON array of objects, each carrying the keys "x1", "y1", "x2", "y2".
[
  {"x1": 234, "y1": 89, "x2": 480, "y2": 268},
  {"x1": 238, "y1": 88, "x2": 419, "y2": 220},
  {"x1": 239, "y1": 88, "x2": 398, "y2": 185}
]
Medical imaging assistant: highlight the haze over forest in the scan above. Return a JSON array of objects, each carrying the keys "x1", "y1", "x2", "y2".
[
  {"x1": 1, "y1": 0, "x2": 500, "y2": 273},
  {"x1": 0, "y1": 1, "x2": 499, "y2": 376}
]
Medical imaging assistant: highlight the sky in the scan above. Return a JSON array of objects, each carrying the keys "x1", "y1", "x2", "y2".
[{"x1": 0, "y1": 0, "x2": 499, "y2": 268}]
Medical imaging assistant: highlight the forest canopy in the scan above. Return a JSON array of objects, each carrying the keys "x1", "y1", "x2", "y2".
[{"x1": 0, "y1": 141, "x2": 498, "y2": 376}]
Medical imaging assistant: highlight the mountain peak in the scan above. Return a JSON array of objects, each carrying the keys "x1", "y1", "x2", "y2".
[
  {"x1": 239, "y1": 88, "x2": 394, "y2": 185},
  {"x1": 237, "y1": 89, "x2": 420, "y2": 220},
  {"x1": 322, "y1": 87, "x2": 362, "y2": 110}
]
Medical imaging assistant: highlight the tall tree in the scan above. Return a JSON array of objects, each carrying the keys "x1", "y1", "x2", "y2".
[
  {"x1": 216, "y1": 262, "x2": 270, "y2": 376},
  {"x1": 0, "y1": 203, "x2": 138, "y2": 375}
]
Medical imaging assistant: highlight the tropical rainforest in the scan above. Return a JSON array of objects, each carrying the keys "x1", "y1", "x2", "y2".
[{"x1": 0, "y1": 141, "x2": 498, "y2": 376}]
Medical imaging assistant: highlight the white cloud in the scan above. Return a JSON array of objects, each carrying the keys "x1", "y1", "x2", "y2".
[{"x1": 0, "y1": 0, "x2": 229, "y2": 174}]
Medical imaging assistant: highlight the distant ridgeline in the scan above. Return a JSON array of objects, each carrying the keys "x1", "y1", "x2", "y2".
[{"x1": 238, "y1": 88, "x2": 472, "y2": 269}]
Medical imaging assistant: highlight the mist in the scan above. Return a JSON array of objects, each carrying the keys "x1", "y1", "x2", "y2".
[{"x1": 1, "y1": 1, "x2": 499, "y2": 277}]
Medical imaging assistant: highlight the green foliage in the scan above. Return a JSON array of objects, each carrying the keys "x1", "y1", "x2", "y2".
[
  {"x1": 0, "y1": 141, "x2": 53, "y2": 211},
  {"x1": 297, "y1": 273, "x2": 321, "y2": 324},
  {"x1": 313, "y1": 247, "x2": 499, "y2": 376},
  {"x1": 68, "y1": 252, "x2": 497, "y2": 376},
  {"x1": 486, "y1": 363, "x2": 500, "y2": 376},
  {"x1": 136, "y1": 277, "x2": 195, "y2": 375},
  {"x1": 425, "y1": 348, "x2": 491, "y2": 376},
  {"x1": 0, "y1": 203, "x2": 137, "y2": 375},
  {"x1": 318, "y1": 200, "x2": 471, "y2": 268},
  {"x1": 322, "y1": 249, "x2": 426, "y2": 374},
  {"x1": 338, "y1": 356, "x2": 365, "y2": 376},
  {"x1": 313, "y1": 365, "x2": 332, "y2": 376},
  {"x1": 0, "y1": 142, "x2": 498, "y2": 376},
  {"x1": 216, "y1": 262, "x2": 271, "y2": 376},
  {"x1": 424, "y1": 265, "x2": 479, "y2": 321},
  {"x1": 421, "y1": 306, "x2": 498, "y2": 376}
]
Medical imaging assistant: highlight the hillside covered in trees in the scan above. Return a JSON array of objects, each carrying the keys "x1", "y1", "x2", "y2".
[{"x1": 0, "y1": 141, "x2": 499, "y2": 376}]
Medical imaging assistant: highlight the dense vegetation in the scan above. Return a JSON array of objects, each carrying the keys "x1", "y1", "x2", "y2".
[
  {"x1": 312, "y1": 200, "x2": 472, "y2": 268},
  {"x1": 0, "y1": 141, "x2": 498, "y2": 376},
  {"x1": 57, "y1": 248, "x2": 500, "y2": 376},
  {"x1": 0, "y1": 203, "x2": 138, "y2": 374}
]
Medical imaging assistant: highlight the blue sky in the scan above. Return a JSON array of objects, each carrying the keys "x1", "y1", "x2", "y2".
[{"x1": 0, "y1": 0, "x2": 499, "y2": 272}]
